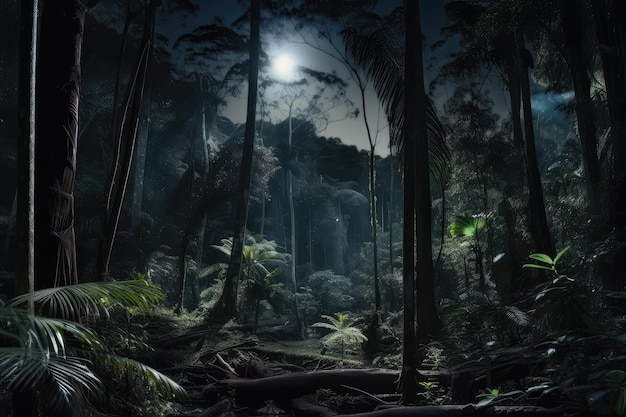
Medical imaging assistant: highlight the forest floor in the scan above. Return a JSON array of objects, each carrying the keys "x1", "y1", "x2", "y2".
[
  {"x1": 145, "y1": 311, "x2": 382, "y2": 417},
  {"x1": 137, "y1": 310, "x2": 568, "y2": 417}
]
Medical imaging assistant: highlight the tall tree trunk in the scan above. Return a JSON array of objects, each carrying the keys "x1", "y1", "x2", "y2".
[
  {"x1": 558, "y1": 0, "x2": 601, "y2": 212},
  {"x1": 591, "y1": 0, "x2": 626, "y2": 297},
  {"x1": 130, "y1": 80, "x2": 152, "y2": 231},
  {"x1": 413, "y1": 17, "x2": 442, "y2": 345},
  {"x1": 195, "y1": 78, "x2": 210, "y2": 263},
  {"x1": 389, "y1": 146, "x2": 395, "y2": 274},
  {"x1": 15, "y1": 5, "x2": 39, "y2": 415},
  {"x1": 98, "y1": 2, "x2": 156, "y2": 280},
  {"x1": 15, "y1": 0, "x2": 38, "y2": 300},
  {"x1": 400, "y1": 0, "x2": 419, "y2": 404},
  {"x1": 368, "y1": 147, "x2": 381, "y2": 311},
  {"x1": 34, "y1": 0, "x2": 86, "y2": 289},
  {"x1": 212, "y1": 0, "x2": 261, "y2": 321},
  {"x1": 286, "y1": 110, "x2": 303, "y2": 335},
  {"x1": 515, "y1": 31, "x2": 554, "y2": 257}
]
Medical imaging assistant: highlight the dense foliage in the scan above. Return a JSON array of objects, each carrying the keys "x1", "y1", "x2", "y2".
[{"x1": 1, "y1": 0, "x2": 626, "y2": 416}]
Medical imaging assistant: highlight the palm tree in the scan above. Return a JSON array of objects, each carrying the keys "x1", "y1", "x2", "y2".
[
  {"x1": 312, "y1": 312, "x2": 367, "y2": 359},
  {"x1": 200, "y1": 233, "x2": 285, "y2": 328},
  {"x1": 2, "y1": 280, "x2": 186, "y2": 416}
]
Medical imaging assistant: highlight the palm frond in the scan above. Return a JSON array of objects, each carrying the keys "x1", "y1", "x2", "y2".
[
  {"x1": 7, "y1": 280, "x2": 164, "y2": 321},
  {"x1": 341, "y1": 16, "x2": 450, "y2": 190},
  {"x1": 0, "y1": 307, "x2": 102, "y2": 355},
  {"x1": 504, "y1": 305, "x2": 530, "y2": 327},
  {"x1": 311, "y1": 322, "x2": 338, "y2": 331},
  {"x1": 0, "y1": 347, "x2": 105, "y2": 409},
  {"x1": 102, "y1": 354, "x2": 188, "y2": 400}
]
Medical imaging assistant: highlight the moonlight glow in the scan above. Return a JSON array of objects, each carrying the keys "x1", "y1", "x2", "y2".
[{"x1": 273, "y1": 55, "x2": 295, "y2": 79}]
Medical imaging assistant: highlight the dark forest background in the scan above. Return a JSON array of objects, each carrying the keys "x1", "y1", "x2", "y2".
[{"x1": 1, "y1": 0, "x2": 626, "y2": 416}]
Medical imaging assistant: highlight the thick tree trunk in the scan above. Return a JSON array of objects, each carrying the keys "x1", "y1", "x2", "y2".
[
  {"x1": 335, "y1": 405, "x2": 563, "y2": 417},
  {"x1": 34, "y1": 0, "x2": 86, "y2": 289},
  {"x1": 591, "y1": 0, "x2": 626, "y2": 297},
  {"x1": 410, "y1": 4, "x2": 441, "y2": 344},
  {"x1": 558, "y1": 0, "x2": 601, "y2": 212},
  {"x1": 207, "y1": 368, "x2": 399, "y2": 402},
  {"x1": 401, "y1": 0, "x2": 419, "y2": 405}
]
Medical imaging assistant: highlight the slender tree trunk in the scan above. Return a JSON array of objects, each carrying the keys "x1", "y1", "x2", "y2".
[
  {"x1": 515, "y1": 31, "x2": 554, "y2": 257},
  {"x1": 369, "y1": 148, "x2": 381, "y2": 310},
  {"x1": 130, "y1": 75, "x2": 152, "y2": 230},
  {"x1": 389, "y1": 146, "x2": 395, "y2": 274},
  {"x1": 105, "y1": 0, "x2": 135, "y2": 226},
  {"x1": 15, "y1": 0, "x2": 37, "y2": 301},
  {"x1": 98, "y1": 2, "x2": 156, "y2": 280},
  {"x1": 213, "y1": 0, "x2": 261, "y2": 321},
  {"x1": 287, "y1": 111, "x2": 303, "y2": 335},
  {"x1": 4, "y1": 193, "x2": 17, "y2": 271},
  {"x1": 130, "y1": 74, "x2": 152, "y2": 230},
  {"x1": 34, "y1": 0, "x2": 87, "y2": 290},
  {"x1": 195, "y1": 78, "x2": 210, "y2": 263}
]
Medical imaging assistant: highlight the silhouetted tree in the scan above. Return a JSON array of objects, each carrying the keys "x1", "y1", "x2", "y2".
[{"x1": 211, "y1": 0, "x2": 262, "y2": 321}]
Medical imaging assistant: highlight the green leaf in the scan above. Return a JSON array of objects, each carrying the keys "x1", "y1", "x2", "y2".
[
  {"x1": 606, "y1": 370, "x2": 626, "y2": 384},
  {"x1": 522, "y1": 263, "x2": 553, "y2": 271},
  {"x1": 199, "y1": 263, "x2": 227, "y2": 278},
  {"x1": 553, "y1": 246, "x2": 570, "y2": 265},
  {"x1": 7, "y1": 280, "x2": 163, "y2": 321},
  {"x1": 528, "y1": 253, "x2": 554, "y2": 265}
]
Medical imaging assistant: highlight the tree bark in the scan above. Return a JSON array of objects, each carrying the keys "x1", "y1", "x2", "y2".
[
  {"x1": 334, "y1": 405, "x2": 563, "y2": 417},
  {"x1": 410, "y1": 2, "x2": 442, "y2": 345},
  {"x1": 207, "y1": 368, "x2": 399, "y2": 402},
  {"x1": 14, "y1": 1, "x2": 39, "y2": 415},
  {"x1": 130, "y1": 80, "x2": 152, "y2": 231},
  {"x1": 16, "y1": 0, "x2": 38, "y2": 298},
  {"x1": 34, "y1": 0, "x2": 87, "y2": 289}
]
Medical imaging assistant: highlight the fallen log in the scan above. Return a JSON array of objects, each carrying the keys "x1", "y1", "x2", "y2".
[
  {"x1": 335, "y1": 405, "x2": 564, "y2": 417},
  {"x1": 204, "y1": 368, "x2": 400, "y2": 403}
]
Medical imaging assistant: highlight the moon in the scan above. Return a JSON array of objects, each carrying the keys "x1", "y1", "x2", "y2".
[{"x1": 273, "y1": 55, "x2": 295, "y2": 78}]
